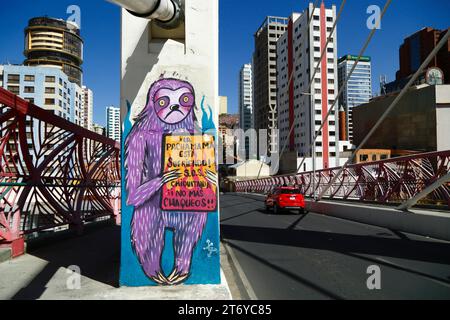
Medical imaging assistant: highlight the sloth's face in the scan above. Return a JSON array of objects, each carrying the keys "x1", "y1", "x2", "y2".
[{"x1": 153, "y1": 87, "x2": 195, "y2": 125}]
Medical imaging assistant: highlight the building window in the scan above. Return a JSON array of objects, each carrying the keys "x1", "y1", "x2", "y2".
[
  {"x1": 45, "y1": 87, "x2": 56, "y2": 94},
  {"x1": 7, "y1": 74, "x2": 20, "y2": 84},
  {"x1": 24, "y1": 75, "x2": 35, "y2": 82},
  {"x1": 45, "y1": 98, "x2": 55, "y2": 105},
  {"x1": 24, "y1": 86, "x2": 35, "y2": 93},
  {"x1": 45, "y1": 76, "x2": 56, "y2": 83},
  {"x1": 7, "y1": 86, "x2": 19, "y2": 95},
  {"x1": 25, "y1": 98, "x2": 34, "y2": 104}
]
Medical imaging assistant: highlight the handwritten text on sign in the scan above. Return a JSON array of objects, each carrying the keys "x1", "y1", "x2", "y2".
[{"x1": 161, "y1": 134, "x2": 217, "y2": 212}]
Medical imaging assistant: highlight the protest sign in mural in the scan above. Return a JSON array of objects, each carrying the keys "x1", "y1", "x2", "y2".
[{"x1": 161, "y1": 134, "x2": 217, "y2": 212}]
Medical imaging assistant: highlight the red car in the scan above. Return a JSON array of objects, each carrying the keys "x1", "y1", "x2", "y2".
[{"x1": 265, "y1": 187, "x2": 306, "y2": 214}]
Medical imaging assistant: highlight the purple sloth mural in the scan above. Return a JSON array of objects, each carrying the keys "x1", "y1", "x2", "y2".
[{"x1": 124, "y1": 78, "x2": 213, "y2": 286}]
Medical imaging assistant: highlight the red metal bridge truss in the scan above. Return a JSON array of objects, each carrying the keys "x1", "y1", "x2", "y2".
[
  {"x1": 0, "y1": 88, "x2": 120, "y2": 255},
  {"x1": 235, "y1": 151, "x2": 450, "y2": 209}
]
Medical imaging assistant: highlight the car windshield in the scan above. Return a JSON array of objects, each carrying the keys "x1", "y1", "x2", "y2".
[{"x1": 280, "y1": 189, "x2": 301, "y2": 194}]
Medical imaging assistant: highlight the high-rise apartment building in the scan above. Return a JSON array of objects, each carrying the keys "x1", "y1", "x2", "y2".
[
  {"x1": 106, "y1": 106, "x2": 121, "y2": 142},
  {"x1": 219, "y1": 96, "x2": 228, "y2": 115},
  {"x1": 338, "y1": 55, "x2": 372, "y2": 143},
  {"x1": 239, "y1": 63, "x2": 254, "y2": 131},
  {"x1": 277, "y1": 2, "x2": 340, "y2": 172},
  {"x1": 385, "y1": 27, "x2": 450, "y2": 93},
  {"x1": 82, "y1": 86, "x2": 94, "y2": 131},
  {"x1": 0, "y1": 64, "x2": 84, "y2": 126},
  {"x1": 397, "y1": 27, "x2": 449, "y2": 82},
  {"x1": 253, "y1": 16, "x2": 288, "y2": 152},
  {"x1": 24, "y1": 17, "x2": 84, "y2": 86}
]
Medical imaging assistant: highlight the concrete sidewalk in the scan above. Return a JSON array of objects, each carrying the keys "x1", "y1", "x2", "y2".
[{"x1": 0, "y1": 224, "x2": 232, "y2": 300}]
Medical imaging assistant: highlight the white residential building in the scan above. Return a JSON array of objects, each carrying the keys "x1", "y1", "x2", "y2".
[
  {"x1": 0, "y1": 64, "x2": 84, "y2": 126},
  {"x1": 239, "y1": 63, "x2": 254, "y2": 131},
  {"x1": 106, "y1": 106, "x2": 121, "y2": 142},
  {"x1": 82, "y1": 86, "x2": 94, "y2": 131},
  {"x1": 277, "y1": 2, "x2": 342, "y2": 172}
]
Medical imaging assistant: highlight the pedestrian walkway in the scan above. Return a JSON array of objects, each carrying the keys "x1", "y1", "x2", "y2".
[{"x1": 0, "y1": 224, "x2": 232, "y2": 300}]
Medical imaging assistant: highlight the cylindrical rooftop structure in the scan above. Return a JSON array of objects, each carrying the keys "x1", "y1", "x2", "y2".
[{"x1": 24, "y1": 17, "x2": 83, "y2": 86}]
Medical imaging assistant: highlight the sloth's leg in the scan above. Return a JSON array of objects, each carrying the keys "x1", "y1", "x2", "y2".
[
  {"x1": 168, "y1": 213, "x2": 208, "y2": 284},
  {"x1": 132, "y1": 206, "x2": 167, "y2": 283}
]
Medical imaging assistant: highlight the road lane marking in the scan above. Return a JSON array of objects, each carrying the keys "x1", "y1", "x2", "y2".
[{"x1": 222, "y1": 241, "x2": 258, "y2": 300}]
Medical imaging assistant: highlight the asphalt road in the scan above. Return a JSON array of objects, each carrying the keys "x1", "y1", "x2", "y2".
[{"x1": 220, "y1": 193, "x2": 450, "y2": 300}]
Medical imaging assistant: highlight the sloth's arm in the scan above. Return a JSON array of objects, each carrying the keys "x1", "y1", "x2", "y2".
[{"x1": 125, "y1": 132, "x2": 163, "y2": 207}]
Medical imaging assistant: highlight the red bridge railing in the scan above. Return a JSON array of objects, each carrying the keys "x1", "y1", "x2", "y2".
[
  {"x1": 0, "y1": 87, "x2": 120, "y2": 254},
  {"x1": 235, "y1": 151, "x2": 450, "y2": 209}
]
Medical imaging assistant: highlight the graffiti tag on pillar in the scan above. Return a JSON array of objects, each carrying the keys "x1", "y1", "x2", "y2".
[
  {"x1": 203, "y1": 239, "x2": 218, "y2": 258},
  {"x1": 125, "y1": 78, "x2": 217, "y2": 286}
]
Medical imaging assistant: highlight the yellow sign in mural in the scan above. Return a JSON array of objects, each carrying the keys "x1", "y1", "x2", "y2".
[{"x1": 161, "y1": 134, "x2": 217, "y2": 212}]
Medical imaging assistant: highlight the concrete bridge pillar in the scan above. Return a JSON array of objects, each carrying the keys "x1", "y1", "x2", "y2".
[{"x1": 116, "y1": 0, "x2": 221, "y2": 286}]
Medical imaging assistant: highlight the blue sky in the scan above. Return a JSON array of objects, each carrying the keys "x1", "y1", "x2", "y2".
[{"x1": 0, "y1": 1, "x2": 449, "y2": 124}]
